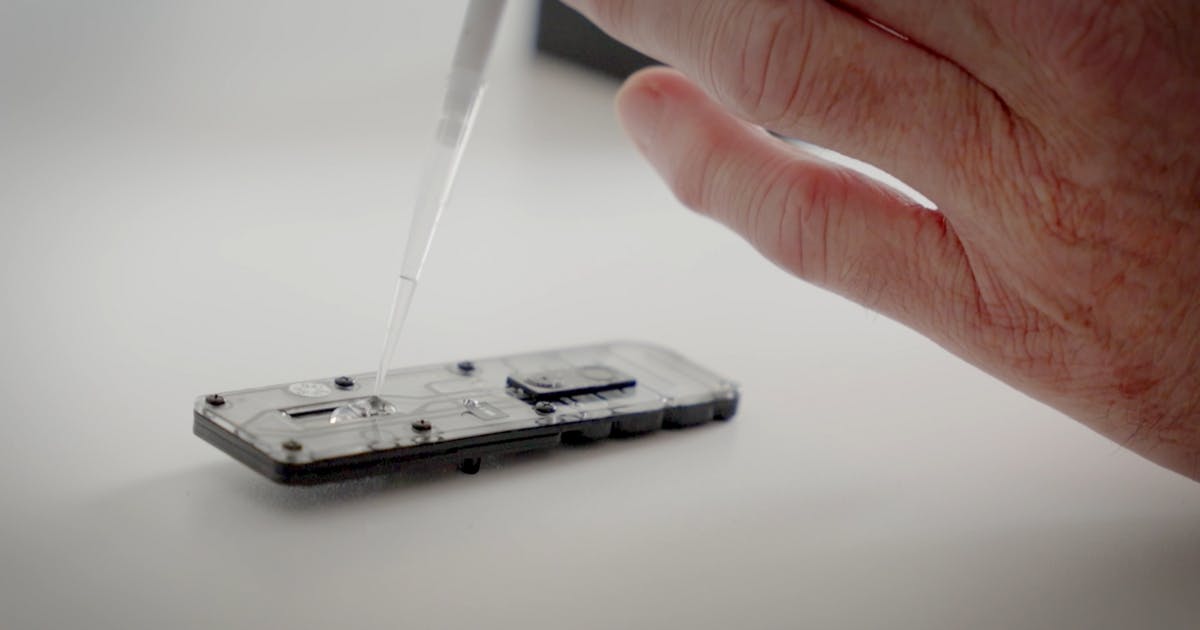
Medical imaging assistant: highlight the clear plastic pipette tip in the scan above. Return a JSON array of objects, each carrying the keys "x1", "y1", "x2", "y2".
[{"x1": 343, "y1": 1, "x2": 505, "y2": 418}]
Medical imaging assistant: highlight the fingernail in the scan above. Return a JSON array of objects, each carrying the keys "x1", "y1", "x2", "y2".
[{"x1": 617, "y1": 81, "x2": 666, "y2": 156}]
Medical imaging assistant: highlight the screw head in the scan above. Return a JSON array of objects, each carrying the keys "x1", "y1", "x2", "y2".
[
  {"x1": 528, "y1": 375, "x2": 562, "y2": 389},
  {"x1": 533, "y1": 401, "x2": 556, "y2": 415},
  {"x1": 456, "y1": 360, "x2": 475, "y2": 373},
  {"x1": 334, "y1": 376, "x2": 355, "y2": 389},
  {"x1": 282, "y1": 439, "x2": 303, "y2": 451},
  {"x1": 205, "y1": 394, "x2": 225, "y2": 406},
  {"x1": 411, "y1": 419, "x2": 432, "y2": 432}
]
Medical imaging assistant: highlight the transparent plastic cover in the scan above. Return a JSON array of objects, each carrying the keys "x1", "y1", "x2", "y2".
[{"x1": 195, "y1": 341, "x2": 738, "y2": 466}]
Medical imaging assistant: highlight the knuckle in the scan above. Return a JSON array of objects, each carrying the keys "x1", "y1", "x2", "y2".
[
  {"x1": 773, "y1": 166, "x2": 852, "y2": 283},
  {"x1": 742, "y1": 165, "x2": 794, "y2": 256},
  {"x1": 727, "y1": 3, "x2": 891, "y2": 140},
  {"x1": 727, "y1": 3, "x2": 821, "y2": 128}
]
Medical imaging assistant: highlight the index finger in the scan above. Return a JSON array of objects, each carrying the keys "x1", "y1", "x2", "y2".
[{"x1": 563, "y1": 0, "x2": 1011, "y2": 212}]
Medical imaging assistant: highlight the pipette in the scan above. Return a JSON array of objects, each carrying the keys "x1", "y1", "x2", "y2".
[{"x1": 336, "y1": 1, "x2": 506, "y2": 420}]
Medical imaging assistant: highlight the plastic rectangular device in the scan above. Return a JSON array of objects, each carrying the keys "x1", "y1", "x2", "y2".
[{"x1": 194, "y1": 341, "x2": 739, "y2": 485}]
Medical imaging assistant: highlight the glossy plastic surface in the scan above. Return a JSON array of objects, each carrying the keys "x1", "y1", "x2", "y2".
[{"x1": 194, "y1": 341, "x2": 738, "y2": 484}]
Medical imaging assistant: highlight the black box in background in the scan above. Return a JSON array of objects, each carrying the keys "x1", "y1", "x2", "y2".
[{"x1": 535, "y1": 0, "x2": 660, "y2": 80}]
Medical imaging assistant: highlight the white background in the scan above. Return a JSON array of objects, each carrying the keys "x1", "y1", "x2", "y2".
[{"x1": 1, "y1": 2, "x2": 1197, "y2": 628}]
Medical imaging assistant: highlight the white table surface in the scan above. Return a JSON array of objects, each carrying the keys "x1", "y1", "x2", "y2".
[{"x1": 2, "y1": 2, "x2": 1197, "y2": 629}]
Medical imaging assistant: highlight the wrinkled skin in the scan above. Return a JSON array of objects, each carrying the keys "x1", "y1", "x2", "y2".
[{"x1": 562, "y1": 0, "x2": 1200, "y2": 480}]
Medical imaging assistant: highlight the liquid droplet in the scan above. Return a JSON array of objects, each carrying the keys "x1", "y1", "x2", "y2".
[{"x1": 329, "y1": 396, "x2": 397, "y2": 424}]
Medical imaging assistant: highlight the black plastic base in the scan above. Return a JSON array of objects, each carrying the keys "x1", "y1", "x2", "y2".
[{"x1": 194, "y1": 393, "x2": 737, "y2": 486}]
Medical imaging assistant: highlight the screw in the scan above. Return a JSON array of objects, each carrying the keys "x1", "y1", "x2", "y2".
[
  {"x1": 282, "y1": 439, "x2": 303, "y2": 451},
  {"x1": 205, "y1": 394, "x2": 225, "y2": 406},
  {"x1": 334, "y1": 376, "x2": 355, "y2": 389},
  {"x1": 456, "y1": 360, "x2": 475, "y2": 373},
  {"x1": 528, "y1": 375, "x2": 561, "y2": 389},
  {"x1": 534, "y1": 401, "x2": 556, "y2": 415},
  {"x1": 411, "y1": 419, "x2": 432, "y2": 432}
]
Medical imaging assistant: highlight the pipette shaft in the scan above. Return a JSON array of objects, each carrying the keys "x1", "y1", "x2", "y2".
[{"x1": 372, "y1": 0, "x2": 506, "y2": 396}]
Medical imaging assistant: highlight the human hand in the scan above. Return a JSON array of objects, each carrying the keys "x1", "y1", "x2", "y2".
[{"x1": 562, "y1": 0, "x2": 1200, "y2": 479}]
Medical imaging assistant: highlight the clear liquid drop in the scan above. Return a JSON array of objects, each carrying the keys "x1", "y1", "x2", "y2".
[{"x1": 329, "y1": 396, "x2": 397, "y2": 425}]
